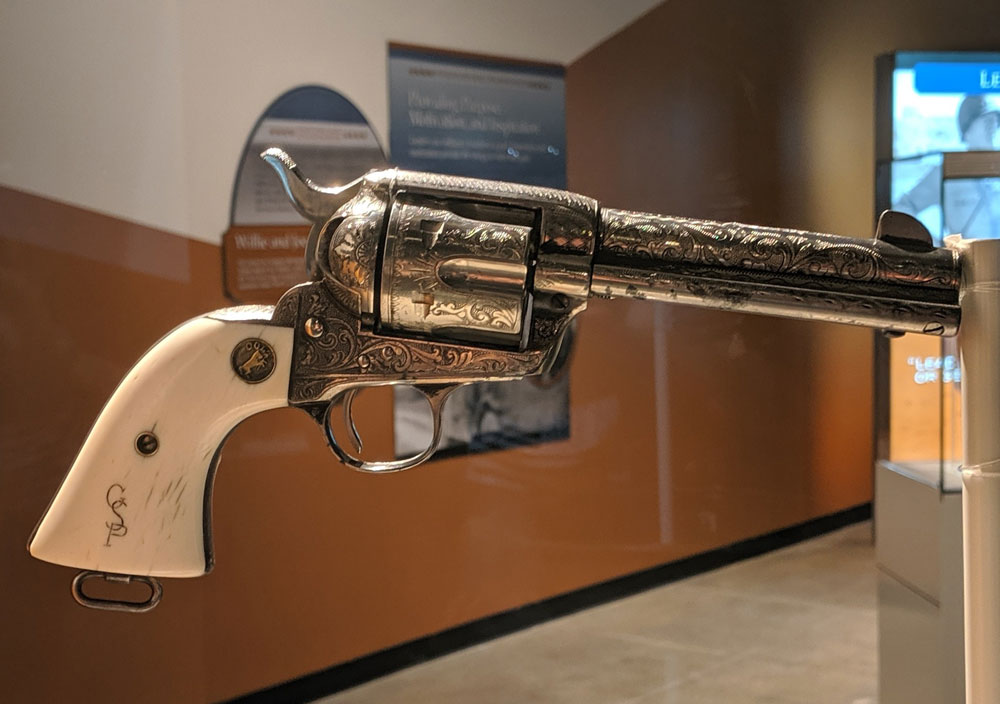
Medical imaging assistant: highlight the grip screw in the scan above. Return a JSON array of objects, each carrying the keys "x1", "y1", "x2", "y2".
[
  {"x1": 135, "y1": 432, "x2": 159, "y2": 456},
  {"x1": 304, "y1": 317, "x2": 325, "y2": 338}
]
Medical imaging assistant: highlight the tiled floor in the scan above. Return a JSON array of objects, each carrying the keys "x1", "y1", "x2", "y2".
[{"x1": 319, "y1": 522, "x2": 877, "y2": 704}]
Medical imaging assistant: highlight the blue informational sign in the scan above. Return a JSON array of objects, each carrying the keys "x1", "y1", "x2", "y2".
[
  {"x1": 231, "y1": 85, "x2": 385, "y2": 227},
  {"x1": 387, "y1": 45, "x2": 571, "y2": 460},
  {"x1": 388, "y1": 45, "x2": 566, "y2": 188},
  {"x1": 223, "y1": 85, "x2": 385, "y2": 302},
  {"x1": 915, "y1": 62, "x2": 1000, "y2": 94}
]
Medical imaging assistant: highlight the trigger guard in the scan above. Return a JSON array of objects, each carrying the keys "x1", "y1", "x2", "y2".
[
  {"x1": 321, "y1": 385, "x2": 458, "y2": 473},
  {"x1": 298, "y1": 402, "x2": 331, "y2": 426}
]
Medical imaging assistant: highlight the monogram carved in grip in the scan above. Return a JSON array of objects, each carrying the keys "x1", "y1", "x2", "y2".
[{"x1": 103, "y1": 483, "x2": 127, "y2": 547}]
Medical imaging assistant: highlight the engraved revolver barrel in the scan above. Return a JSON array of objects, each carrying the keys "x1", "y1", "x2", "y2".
[
  {"x1": 270, "y1": 147, "x2": 960, "y2": 339},
  {"x1": 591, "y1": 209, "x2": 961, "y2": 335}
]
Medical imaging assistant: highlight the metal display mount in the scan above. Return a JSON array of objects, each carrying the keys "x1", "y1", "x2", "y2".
[{"x1": 948, "y1": 236, "x2": 1000, "y2": 703}]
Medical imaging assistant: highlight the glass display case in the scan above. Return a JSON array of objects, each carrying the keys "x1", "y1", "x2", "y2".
[
  {"x1": 877, "y1": 52, "x2": 1000, "y2": 494},
  {"x1": 875, "y1": 51, "x2": 1000, "y2": 704},
  {"x1": 884, "y1": 152, "x2": 1000, "y2": 493},
  {"x1": 885, "y1": 324, "x2": 962, "y2": 492}
]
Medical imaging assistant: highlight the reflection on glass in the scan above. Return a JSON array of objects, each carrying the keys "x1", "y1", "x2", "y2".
[
  {"x1": 884, "y1": 56, "x2": 999, "y2": 489},
  {"x1": 943, "y1": 176, "x2": 1000, "y2": 237},
  {"x1": 888, "y1": 335, "x2": 962, "y2": 491}
]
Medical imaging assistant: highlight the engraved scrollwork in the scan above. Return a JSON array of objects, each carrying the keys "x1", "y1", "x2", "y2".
[
  {"x1": 430, "y1": 301, "x2": 518, "y2": 330},
  {"x1": 358, "y1": 341, "x2": 412, "y2": 374},
  {"x1": 294, "y1": 287, "x2": 360, "y2": 376},
  {"x1": 287, "y1": 282, "x2": 545, "y2": 404},
  {"x1": 395, "y1": 201, "x2": 527, "y2": 262},
  {"x1": 466, "y1": 225, "x2": 523, "y2": 261},
  {"x1": 531, "y1": 315, "x2": 565, "y2": 342},
  {"x1": 599, "y1": 209, "x2": 960, "y2": 291},
  {"x1": 328, "y1": 216, "x2": 376, "y2": 288},
  {"x1": 317, "y1": 179, "x2": 390, "y2": 315},
  {"x1": 300, "y1": 315, "x2": 357, "y2": 369},
  {"x1": 272, "y1": 285, "x2": 303, "y2": 326},
  {"x1": 391, "y1": 169, "x2": 598, "y2": 269},
  {"x1": 394, "y1": 169, "x2": 598, "y2": 221},
  {"x1": 353, "y1": 340, "x2": 515, "y2": 377},
  {"x1": 380, "y1": 197, "x2": 529, "y2": 341}
]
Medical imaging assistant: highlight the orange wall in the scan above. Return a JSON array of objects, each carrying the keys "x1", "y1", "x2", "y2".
[{"x1": 565, "y1": 0, "x2": 876, "y2": 518}]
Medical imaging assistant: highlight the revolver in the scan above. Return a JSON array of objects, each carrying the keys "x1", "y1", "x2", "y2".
[{"x1": 28, "y1": 148, "x2": 960, "y2": 611}]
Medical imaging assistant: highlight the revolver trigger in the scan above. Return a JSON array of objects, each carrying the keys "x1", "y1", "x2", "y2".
[
  {"x1": 342, "y1": 388, "x2": 363, "y2": 453},
  {"x1": 322, "y1": 384, "x2": 461, "y2": 473}
]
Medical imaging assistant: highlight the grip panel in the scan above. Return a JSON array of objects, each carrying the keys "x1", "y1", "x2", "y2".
[{"x1": 29, "y1": 316, "x2": 293, "y2": 578}]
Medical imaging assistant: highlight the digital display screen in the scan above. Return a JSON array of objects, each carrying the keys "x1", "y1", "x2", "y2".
[{"x1": 889, "y1": 52, "x2": 1000, "y2": 243}]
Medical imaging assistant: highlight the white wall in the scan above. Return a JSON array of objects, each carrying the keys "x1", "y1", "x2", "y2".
[{"x1": 0, "y1": 0, "x2": 659, "y2": 244}]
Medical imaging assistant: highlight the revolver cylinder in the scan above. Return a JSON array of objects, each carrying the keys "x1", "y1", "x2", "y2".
[
  {"x1": 308, "y1": 167, "x2": 599, "y2": 354},
  {"x1": 380, "y1": 196, "x2": 533, "y2": 347}
]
